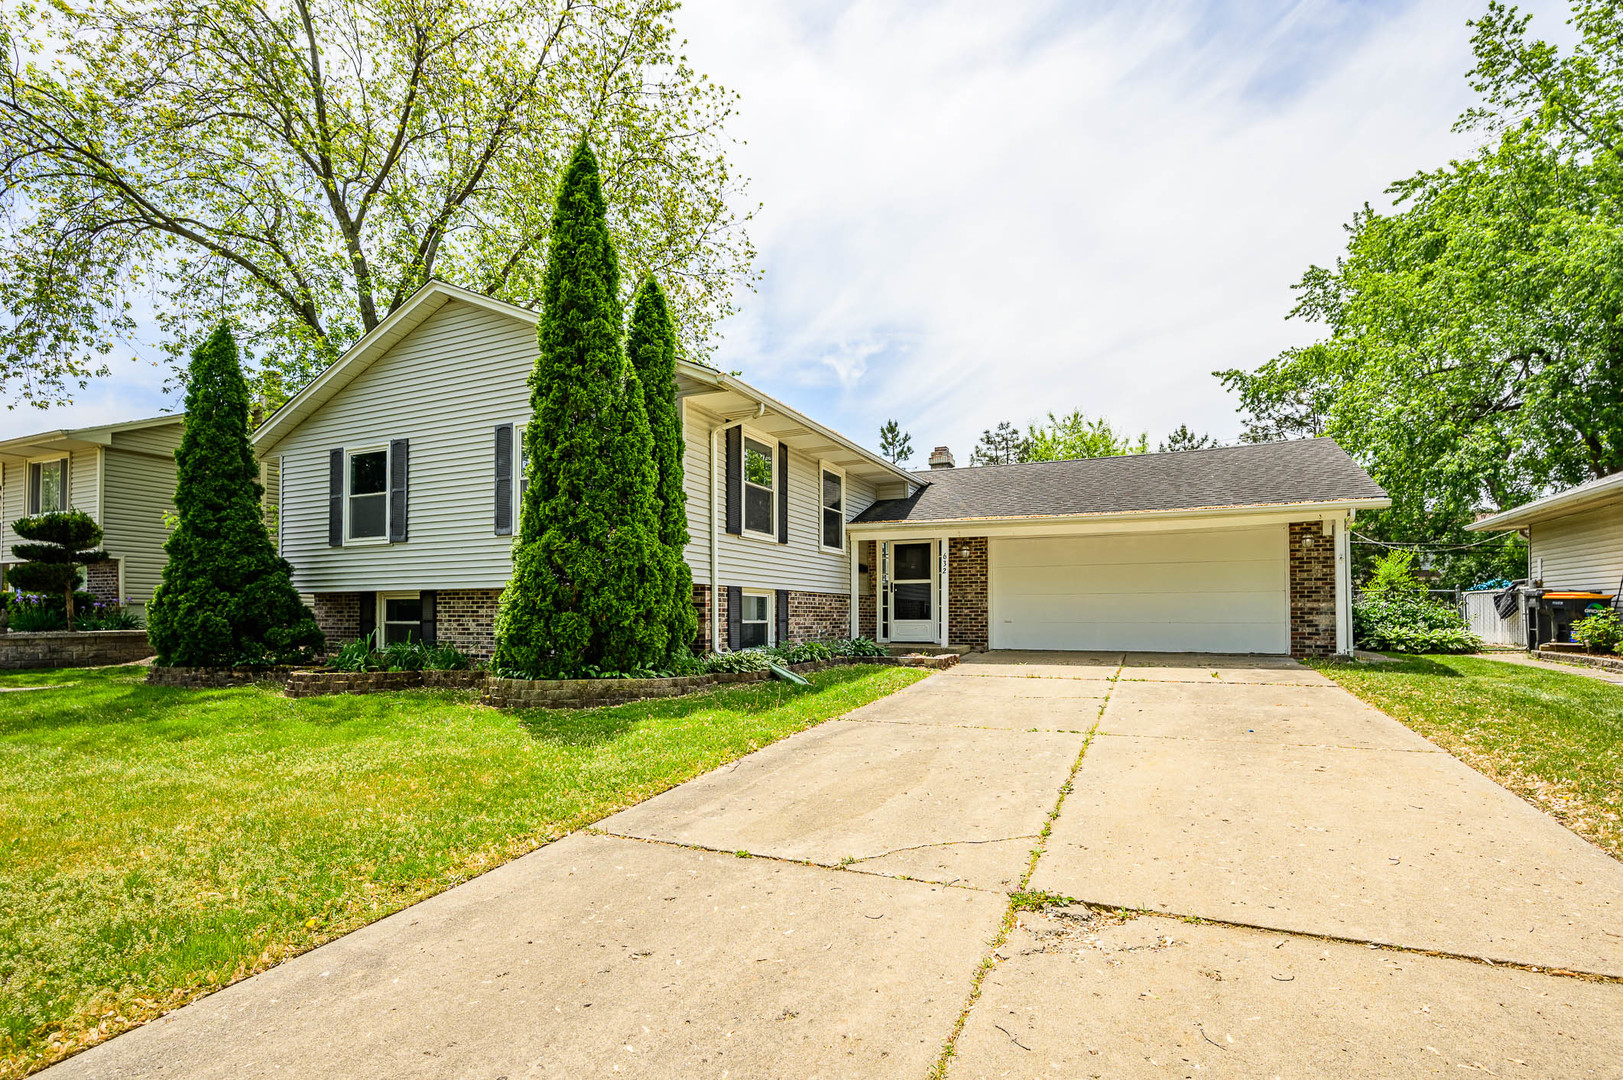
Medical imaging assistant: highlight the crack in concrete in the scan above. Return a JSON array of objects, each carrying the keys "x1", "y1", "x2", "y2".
[
  {"x1": 1091, "y1": 730, "x2": 1445, "y2": 753},
  {"x1": 845, "y1": 834, "x2": 1042, "y2": 865}
]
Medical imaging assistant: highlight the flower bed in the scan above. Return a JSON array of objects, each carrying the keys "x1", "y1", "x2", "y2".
[
  {"x1": 2, "y1": 630, "x2": 154, "y2": 671},
  {"x1": 283, "y1": 668, "x2": 486, "y2": 698},
  {"x1": 483, "y1": 653, "x2": 957, "y2": 710},
  {"x1": 146, "y1": 665, "x2": 294, "y2": 688}
]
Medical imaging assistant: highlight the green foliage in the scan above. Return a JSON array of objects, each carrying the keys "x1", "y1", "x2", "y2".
[
  {"x1": 146, "y1": 324, "x2": 324, "y2": 667},
  {"x1": 327, "y1": 640, "x2": 385, "y2": 673},
  {"x1": 0, "y1": 0, "x2": 752, "y2": 408},
  {"x1": 495, "y1": 142, "x2": 668, "y2": 679},
  {"x1": 1363, "y1": 549, "x2": 1428, "y2": 600},
  {"x1": 969, "y1": 421, "x2": 1026, "y2": 466},
  {"x1": 73, "y1": 600, "x2": 143, "y2": 631},
  {"x1": 1571, "y1": 609, "x2": 1623, "y2": 654},
  {"x1": 701, "y1": 649, "x2": 775, "y2": 674},
  {"x1": 1353, "y1": 596, "x2": 1482, "y2": 654},
  {"x1": 828, "y1": 636, "x2": 887, "y2": 658},
  {"x1": 1158, "y1": 425, "x2": 1220, "y2": 453},
  {"x1": 773, "y1": 640, "x2": 835, "y2": 664},
  {"x1": 8, "y1": 510, "x2": 108, "y2": 628},
  {"x1": 1218, "y1": 6, "x2": 1623, "y2": 583},
  {"x1": 627, "y1": 274, "x2": 697, "y2": 661},
  {"x1": 1024, "y1": 410, "x2": 1148, "y2": 462},
  {"x1": 879, "y1": 420, "x2": 913, "y2": 464}
]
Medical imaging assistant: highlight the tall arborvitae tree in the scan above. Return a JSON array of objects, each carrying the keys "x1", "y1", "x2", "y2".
[
  {"x1": 627, "y1": 275, "x2": 697, "y2": 659},
  {"x1": 495, "y1": 142, "x2": 667, "y2": 677},
  {"x1": 147, "y1": 324, "x2": 323, "y2": 666}
]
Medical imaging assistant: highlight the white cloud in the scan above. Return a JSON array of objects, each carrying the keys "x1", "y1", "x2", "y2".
[{"x1": 677, "y1": 0, "x2": 1572, "y2": 457}]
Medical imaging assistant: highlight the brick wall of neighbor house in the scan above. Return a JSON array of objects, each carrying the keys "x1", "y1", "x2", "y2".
[
  {"x1": 312, "y1": 592, "x2": 361, "y2": 648},
  {"x1": 948, "y1": 536, "x2": 989, "y2": 651},
  {"x1": 1288, "y1": 522, "x2": 1338, "y2": 658},
  {"x1": 858, "y1": 541, "x2": 877, "y2": 640},
  {"x1": 84, "y1": 560, "x2": 121, "y2": 604},
  {"x1": 691, "y1": 584, "x2": 713, "y2": 654},
  {"x1": 787, "y1": 591, "x2": 850, "y2": 643},
  {"x1": 435, "y1": 588, "x2": 502, "y2": 660}
]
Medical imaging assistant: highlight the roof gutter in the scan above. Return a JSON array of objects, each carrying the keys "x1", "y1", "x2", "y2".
[
  {"x1": 677, "y1": 362, "x2": 916, "y2": 487},
  {"x1": 846, "y1": 496, "x2": 1391, "y2": 534},
  {"x1": 1466, "y1": 473, "x2": 1623, "y2": 532}
]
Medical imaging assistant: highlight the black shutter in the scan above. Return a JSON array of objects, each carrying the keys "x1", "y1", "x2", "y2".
[
  {"x1": 419, "y1": 590, "x2": 437, "y2": 646},
  {"x1": 724, "y1": 426, "x2": 742, "y2": 535},
  {"x1": 727, "y1": 585, "x2": 743, "y2": 651},
  {"x1": 328, "y1": 449, "x2": 345, "y2": 546},
  {"x1": 358, "y1": 591, "x2": 376, "y2": 646},
  {"x1": 494, "y1": 424, "x2": 514, "y2": 536},
  {"x1": 776, "y1": 589, "x2": 790, "y2": 644},
  {"x1": 777, "y1": 443, "x2": 789, "y2": 544},
  {"x1": 388, "y1": 439, "x2": 409, "y2": 543}
]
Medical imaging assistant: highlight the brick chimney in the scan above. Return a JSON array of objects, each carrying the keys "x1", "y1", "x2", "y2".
[{"x1": 928, "y1": 446, "x2": 955, "y2": 470}]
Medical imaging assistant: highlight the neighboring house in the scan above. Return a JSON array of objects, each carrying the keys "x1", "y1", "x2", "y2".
[
  {"x1": 252, "y1": 280, "x2": 1390, "y2": 660},
  {"x1": 0, "y1": 416, "x2": 184, "y2": 611},
  {"x1": 1467, "y1": 472, "x2": 1623, "y2": 594}
]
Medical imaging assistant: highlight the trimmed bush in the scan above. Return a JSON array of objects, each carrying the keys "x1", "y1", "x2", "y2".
[
  {"x1": 146, "y1": 323, "x2": 324, "y2": 667},
  {"x1": 7, "y1": 510, "x2": 108, "y2": 628},
  {"x1": 1571, "y1": 609, "x2": 1623, "y2": 654}
]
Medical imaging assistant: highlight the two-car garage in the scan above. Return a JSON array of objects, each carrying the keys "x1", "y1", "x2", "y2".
[{"x1": 987, "y1": 525, "x2": 1291, "y2": 654}]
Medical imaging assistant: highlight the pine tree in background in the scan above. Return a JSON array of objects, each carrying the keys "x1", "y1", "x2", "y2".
[
  {"x1": 495, "y1": 141, "x2": 666, "y2": 677},
  {"x1": 628, "y1": 274, "x2": 697, "y2": 659},
  {"x1": 969, "y1": 420, "x2": 1027, "y2": 465},
  {"x1": 878, "y1": 419, "x2": 913, "y2": 464},
  {"x1": 147, "y1": 324, "x2": 323, "y2": 666}
]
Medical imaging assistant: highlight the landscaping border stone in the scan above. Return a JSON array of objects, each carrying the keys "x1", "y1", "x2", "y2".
[
  {"x1": 1530, "y1": 649, "x2": 1623, "y2": 675},
  {"x1": 482, "y1": 653, "x2": 957, "y2": 711},
  {"x1": 283, "y1": 669, "x2": 486, "y2": 698},
  {"x1": 1, "y1": 629, "x2": 154, "y2": 671},
  {"x1": 147, "y1": 666, "x2": 294, "y2": 688}
]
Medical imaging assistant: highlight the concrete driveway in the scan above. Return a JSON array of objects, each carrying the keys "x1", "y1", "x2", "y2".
[{"x1": 45, "y1": 653, "x2": 1623, "y2": 1079}]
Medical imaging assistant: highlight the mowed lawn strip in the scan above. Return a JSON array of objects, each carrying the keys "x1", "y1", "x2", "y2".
[
  {"x1": 0, "y1": 663, "x2": 925, "y2": 1078},
  {"x1": 1313, "y1": 654, "x2": 1623, "y2": 859}
]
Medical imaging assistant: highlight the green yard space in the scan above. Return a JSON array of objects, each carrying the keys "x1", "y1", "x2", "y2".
[
  {"x1": 0, "y1": 663, "x2": 925, "y2": 1078},
  {"x1": 1315, "y1": 655, "x2": 1623, "y2": 861}
]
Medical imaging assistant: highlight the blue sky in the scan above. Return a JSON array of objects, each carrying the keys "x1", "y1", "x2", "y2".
[{"x1": 0, "y1": 0, "x2": 1570, "y2": 460}]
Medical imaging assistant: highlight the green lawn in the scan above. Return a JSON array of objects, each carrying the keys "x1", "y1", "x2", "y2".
[
  {"x1": 0, "y1": 663, "x2": 924, "y2": 1078},
  {"x1": 1313, "y1": 655, "x2": 1623, "y2": 860}
]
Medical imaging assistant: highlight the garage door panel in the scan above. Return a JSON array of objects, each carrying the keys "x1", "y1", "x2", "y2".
[{"x1": 990, "y1": 528, "x2": 1289, "y2": 654}]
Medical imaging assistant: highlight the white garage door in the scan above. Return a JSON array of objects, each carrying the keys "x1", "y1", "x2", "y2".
[{"x1": 989, "y1": 526, "x2": 1290, "y2": 653}]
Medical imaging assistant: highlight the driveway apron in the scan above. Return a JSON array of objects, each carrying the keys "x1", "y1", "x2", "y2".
[{"x1": 43, "y1": 652, "x2": 1623, "y2": 1079}]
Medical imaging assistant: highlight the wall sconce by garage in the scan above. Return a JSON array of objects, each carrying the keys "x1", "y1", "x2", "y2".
[{"x1": 959, "y1": 546, "x2": 973, "y2": 557}]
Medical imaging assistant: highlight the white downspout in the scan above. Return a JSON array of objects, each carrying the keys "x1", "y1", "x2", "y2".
[
  {"x1": 706, "y1": 405, "x2": 720, "y2": 655},
  {"x1": 939, "y1": 535, "x2": 950, "y2": 647},
  {"x1": 1336, "y1": 514, "x2": 1353, "y2": 655}
]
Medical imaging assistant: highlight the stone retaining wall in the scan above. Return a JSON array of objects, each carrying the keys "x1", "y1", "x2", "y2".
[
  {"x1": 146, "y1": 666, "x2": 293, "y2": 688},
  {"x1": 483, "y1": 653, "x2": 957, "y2": 710},
  {"x1": 1, "y1": 630, "x2": 154, "y2": 670},
  {"x1": 1531, "y1": 649, "x2": 1623, "y2": 674},
  {"x1": 283, "y1": 668, "x2": 486, "y2": 698}
]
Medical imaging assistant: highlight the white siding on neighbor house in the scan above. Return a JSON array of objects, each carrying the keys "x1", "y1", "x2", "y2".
[
  {"x1": 680, "y1": 402, "x2": 873, "y2": 595},
  {"x1": 100, "y1": 447, "x2": 178, "y2": 604},
  {"x1": 1531, "y1": 502, "x2": 1623, "y2": 594},
  {"x1": 111, "y1": 424, "x2": 183, "y2": 457},
  {"x1": 271, "y1": 299, "x2": 535, "y2": 591},
  {"x1": 1, "y1": 448, "x2": 99, "y2": 562},
  {"x1": 260, "y1": 457, "x2": 281, "y2": 545}
]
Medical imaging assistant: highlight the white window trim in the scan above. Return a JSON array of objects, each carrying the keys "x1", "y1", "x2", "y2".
[
  {"x1": 345, "y1": 445, "x2": 390, "y2": 545},
  {"x1": 818, "y1": 459, "x2": 846, "y2": 554},
  {"x1": 26, "y1": 454, "x2": 70, "y2": 516},
  {"x1": 377, "y1": 590, "x2": 422, "y2": 645},
  {"x1": 513, "y1": 420, "x2": 529, "y2": 517},
  {"x1": 738, "y1": 424, "x2": 778, "y2": 542},
  {"x1": 739, "y1": 588, "x2": 774, "y2": 648}
]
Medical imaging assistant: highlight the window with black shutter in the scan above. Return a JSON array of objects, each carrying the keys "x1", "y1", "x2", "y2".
[{"x1": 494, "y1": 424, "x2": 514, "y2": 536}]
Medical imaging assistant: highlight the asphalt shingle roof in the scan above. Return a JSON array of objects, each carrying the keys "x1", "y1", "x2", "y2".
[{"x1": 851, "y1": 437, "x2": 1386, "y2": 524}]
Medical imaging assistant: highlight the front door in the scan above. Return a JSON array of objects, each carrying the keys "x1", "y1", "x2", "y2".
[{"x1": 889, "y1": 541, "x2": 937, "y2": 641}]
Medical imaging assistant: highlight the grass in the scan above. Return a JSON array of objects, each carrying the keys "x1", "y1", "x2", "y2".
[
  {"x1": 1311, "y1": 654, "x2": 1623, "y2": 860},
  {"x1": 0, "y1": 662, "x2": 925, "y2": 1078}
]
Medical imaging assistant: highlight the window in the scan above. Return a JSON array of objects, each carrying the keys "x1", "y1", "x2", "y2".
[
  {"x1": 740, "y1": 592, "x2": 771, "y2": 648},
  {"x1": 28, "y1": 459, "x2": 67, "y2": 515},
  {"x1": 348, "y1": 449, "x2": 387, "y2": 540},
  {"x1": 380, "y1": 594, "x2": 422, "y2": 645},
  {"x1": 743, "y1": 435, "x2": 775, "y2": 535},
  {"x1": 517, "y1": 424, "x2": 530, "y2": 507},
  {"x1": 821, "y1": 467, "x2": 843, "y2": 550}
]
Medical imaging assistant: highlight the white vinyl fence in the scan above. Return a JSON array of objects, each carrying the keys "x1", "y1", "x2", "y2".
[{"x1": 1465, "y1": 590, "x2": 1525, "y2": 647}]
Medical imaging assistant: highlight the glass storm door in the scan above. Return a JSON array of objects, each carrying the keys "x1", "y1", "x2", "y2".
[{"x1": 889, "y1": 541, "x2": 936, "y2": 641}]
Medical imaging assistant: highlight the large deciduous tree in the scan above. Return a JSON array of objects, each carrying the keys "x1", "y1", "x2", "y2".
[
  {"x1": 1023, "y1": 410, "x2": 1148, "y2": 462},
  {"x1": 146, "y1": 324, "x2": 324, "y2": 666},
  {"x1": 1217, "y1": 1, "x2": 1623, "y2": 586},
  {"x1": 494, "y1": 141, "x2": 665, "y2": 678},
  {"x1": 626, "y1": 273, "x2": 696, "y2": 661},
  {"x1": 0, "y1": 0, "x2": 753, "y2": 408}
]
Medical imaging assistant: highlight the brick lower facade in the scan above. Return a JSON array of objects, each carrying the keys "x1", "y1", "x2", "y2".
[
  {"x1": 311, "y1": 592, "x2": 360, "y2": 647},
  {"x1": 947, "y1": 536, "x2": 989, "y2": 651},
  {"x1": 692, "y1": 584, "x2": 714, "y2": 653},
  {"x1": 858, "y1": 541, "x2": 877, "y2": 640},
  {"x1": 85, "y1": 560, "x2": 121, "y2": 604},
  {"x1": 435, "y1": 588, "x2": 502, "y2": 659},
  {"x1": 1288, "y1": 521, "x2": 1338, "y2": 658},
  {"x1": 786, "y1": 590, "x2": 850, "y2": 643}
]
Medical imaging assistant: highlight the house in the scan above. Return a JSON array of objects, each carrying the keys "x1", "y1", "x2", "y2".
[
  {"x1": 1466, "y1": 471, "x2": 1623, "y2": 645},
  {"x1": 252, "y1": 280, "x2": 1390, "y2": 659},
  {"x1": 0, "y1": 416, "x2": 184, "y2": 612}
]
